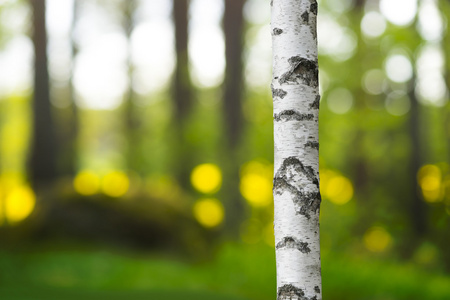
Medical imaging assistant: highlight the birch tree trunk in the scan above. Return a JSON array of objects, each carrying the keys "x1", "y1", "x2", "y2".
[{"x1": 271, "y1": 1, "x2": 322, "y2": 299}]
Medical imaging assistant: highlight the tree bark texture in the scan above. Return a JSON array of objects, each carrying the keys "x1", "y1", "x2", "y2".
[
  {"x1": 30, "y1": 0, "x2": 58, "y2": 189},
  {"x1": 271, "y1": 1, "x2": 322, "y2": 299}
]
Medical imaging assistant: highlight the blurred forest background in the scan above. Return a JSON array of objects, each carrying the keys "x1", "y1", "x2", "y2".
[{"x1": 0, "y1": 0, "x2": 450, "y2": 299}]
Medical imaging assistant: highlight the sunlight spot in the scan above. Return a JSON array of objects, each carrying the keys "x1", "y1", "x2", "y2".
[
  {"x1": 191, "y1": 164, "x2": 222, "y2": 194},
  {"x1": 380, "y1": 0, "x2": 417, "y2": 26},
  {"x1": 131, "y1": 19, "x2": 175, "y2": 94},
  {"x1": 325, "y1": 175, "x2": 353, "y2": 205},
  {"x1": 327, "y1": 88, "x2": 353, "y2": 114},
  {"x1": 189, "y1": 0, "x2": 225, "y2": 87},
  {"x1": 73, "y1": 32, "x2": 128, "y2": 110},
  {"x1": 5, "y1": 185, "x2": 35, "y2": 223},
  {"x1": 414, "y1": 243, "x2": 438, "y2": 265},
  {"x1": 364, "y1": 226, "x2": 392, "y2": 252},
  {"x1": 418, "y1": 0, "x2": 443, "y2": 42},
  {"x1": 101, "y1": 171, "x2": 130, "y2": 198},
  {"x1": 362, "y1": 69, "x2": 385, "y2": 95},
  {"x1": 326, "y1": 0, "x2": 353, "y2": 13},
  {"x1": 193, "y1": 198, "x2": 224, "y2": 228},
  {"x1": 318, "y1": 13, "x2": 357, "y2": 61},
  {"x1": 240, "y1": 161, "x2": 273, "y2": 207},
  {"x1": 418, "y1": 165, "x2": 442, "y2": 203},
  {"x1": 385, "y1": 54, "x2": 413, "y2": 83},
  {"x1": 385, "y1": 91, "x2": 410, "y2": 116},
  {"x1": 416, "y1": 45, "x2": 447, "y2": 107},
  {"x1": 361, "y1": 11, "x2": 386, "y2": 39},
  {"x1": 74, "y1": 170, "x2": 100, "y2": 196}
]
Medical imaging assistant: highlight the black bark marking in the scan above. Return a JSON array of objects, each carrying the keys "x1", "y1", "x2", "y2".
[
  {"x1": 310, "y1": 1, "x2": 318, "y2": 15},
  {"x1": 273, "y1": 28, "x2": 283, "y2": 35},
  {"x1": 314, "y1": 286, "x2": 321, "y2": 294},
  {"x1": 310, "y1": 95, "x2": 320, "y2": 109},
  {"x1": 272, "y1": 87, "x2": 287, "y2": 99},
  {"x1": 274, "y1": 110, "x2": 314, "y2": 122},
  {"x1": 277, "y1": 284, "x2": 318, "y2": 300},
  {"x1": 279, "y1": 56, "x2": 318, "y2": 88},
  {"x1": 276, "y1": 236, "x2": 311, "y2": 253},
  {"x1": 301, "y1": 11, "x2": 309, "y2": 23},
  {"x1": 305, "y1": 141, "x2": 319, "y2": 150},
  {"x1": 273, "y1": 157, "x2": 321, "y2": 219}
]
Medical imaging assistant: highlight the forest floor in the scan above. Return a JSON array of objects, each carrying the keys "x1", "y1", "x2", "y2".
[{"x1": 0, "y1": 242, "x2": 449, "y2": 300}]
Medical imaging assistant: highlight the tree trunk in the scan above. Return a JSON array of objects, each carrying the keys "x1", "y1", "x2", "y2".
[
  {"x1": 173, "y1": 0, "x2": 192, "y2": 124},
  {"x1": 62, "y1": 0, "x2": 79, "y2": 177},
  {"x1": 222, "y1": 0, "x2": 246, "y2": 234},
  {"x1": 30, "y1": 0, "x2": 58, "y2": 190},
  {"x1": 123, "y1": 0, "x2": 142, "y2": 173},
  {"x1": 407, "y1": 75, "x2": 427, "y2": 236},
  {"x1": 223, "y1": 0, "x2": 245, "y2": 148},
  {"x1": 172, "y1": 0, "x2": 194, "y2": 189},
  {"x1": 271, "y1": 1, "x2": 322, "y2": 299}
]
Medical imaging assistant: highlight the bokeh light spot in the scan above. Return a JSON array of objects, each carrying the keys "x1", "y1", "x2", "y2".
[
  {"x1": 385, "y1": 91, "x2": 410, "y2": 116},
  {"x1": 101, "y1": 171, "x2": 130, "y2": 198},
  {"x1": 5, "y1": 185, "x2": 35, "y2": 223},
  {"x1": 193, "y1": 198, "x2": 224, "y2": 228},
  {"x1": 363, "y1": 226, "x2": 392, "y2": 252},
  {"x1": 380, "y1": 0, "x2": 417, "y2": 26},
  {"x1": 324, "y1": 175, "x2": 353, "y2": 205},
  {"x1": 240, "y1": 173, "x2": 272, "y2": 207},
  {"x1": 240, "y1": 161, "x2": 273, "y2": 207},
  {"x1": 74, "y1": 170, "x2": 100, "y2": 196},
  {"x1": 418, "y1": 165, "x2": 442, "y2": 203},
  {"x1": 385, "y1": 54, "x2": 413, "y2": 83},
  {"x1": 361, "y1": 11, "x2": 386, "y2": 39},
  {"x1": 191, "y1": 163, "x2": 222, "y2": 194},
  {"x1": 327, "y1": 88, "x2": 353, "y2": 114},
  {"x1": 362, "y1": 69, "x2": 385, "y2": 95}
]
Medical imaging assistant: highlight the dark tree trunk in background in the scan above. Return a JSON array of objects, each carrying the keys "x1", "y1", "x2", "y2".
[
  {"x1": 352, "y1": 0, "x2": 369, "y2": 195},
  {"x1": 222, "y1": 0, "x2": 246, "y2": 234},
  {"x1": 123, "y1": 0, "x2": 141, "y2": 173},
  {"x1": 30, "y1": 0, "x2": 58, "y2": 190},
  {"x1": 408, "y1": 75, "x2": 427, "y2": 236},
  {"x1": 172, "y1": 0, "x2": 193, "y2": 188},
  {"x1": 223, "y1": 0, "x2": 245, "y2": 148},
  {"x1": 61, "y1": 0, "x2": 80, "y2": 177},
  {"x1": 173, "y1": 0, "x2": 192, "y2": 124}
]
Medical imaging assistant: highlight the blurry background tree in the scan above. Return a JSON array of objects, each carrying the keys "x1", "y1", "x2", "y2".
[{"x1": 0, "y1": 0, "x2": 449, "y2": 299}]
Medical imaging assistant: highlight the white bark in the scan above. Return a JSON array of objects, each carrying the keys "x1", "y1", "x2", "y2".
[{"x1": 271, "y1": 0, "x2": 322, "y2": 299}]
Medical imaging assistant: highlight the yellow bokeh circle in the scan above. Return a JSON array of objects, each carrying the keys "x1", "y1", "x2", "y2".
[
  {"x1": 363, "y1": 226, "x2": 392, "y2": 252},
  {"x1": 240, "y1": 173, "x2": 272, "y2": 207},
  {"x1": 191, "y1": 164, "x2": 222, "y2": 194},
  {"x1": 324, "y1": 175, "x2": 353, "y2": 205},
  {"x1": 74, "y1": 171, "x2": 100, "y2": 195},
  {"x1": 102, "y1": 171, "x2": 130, "y2": 197},
  {"x1": 5, "y1": 186, "x2": 36, "y2": 223},
  {"x1": 417, "y1": 165, "x2": 442, "y2": 203},
  {"x1": 193, "y1": 198, "x2": 224, "y2": 228}
]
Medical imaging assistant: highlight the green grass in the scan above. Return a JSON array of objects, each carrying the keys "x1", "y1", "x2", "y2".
[{"x1": 0, "y1": 243, "x2": 449, "y2": 300}]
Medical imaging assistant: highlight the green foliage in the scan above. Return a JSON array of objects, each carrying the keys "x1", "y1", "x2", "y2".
[{"x1": 0, "y1": 243, "x2": 449, "y2": 300}]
